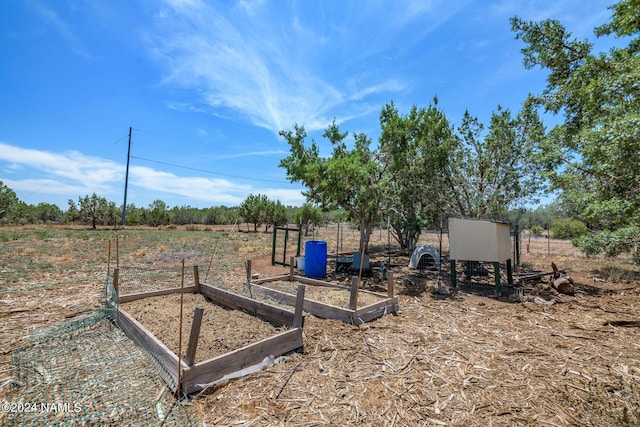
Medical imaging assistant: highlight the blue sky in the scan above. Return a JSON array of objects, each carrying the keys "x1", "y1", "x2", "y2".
[{"x1": 0, "y1": 0, "x2": 620, "y2": 210}]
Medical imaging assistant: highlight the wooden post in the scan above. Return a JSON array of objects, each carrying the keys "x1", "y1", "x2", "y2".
[
  {"x1": 193, "y1": 265, "x2": 201, "y2": 293},
  {"x1": 387, "y1": 271, "x2": 394, "y2": 298},
  {"x1": 245, "y1": 259, "x2": 254, "y2": 299},
  {"x1": 293, "y1": 285, "x2": 305, "y2": 329},
  {"x1": 106, "y1": 240, "x2": 111, "y2": 279},
  {"x1": 185, "y1": 307, "x2": 204, "y2": 366},
  {"x1": 245, "y1": 260, "x2": 252, "y2": 284},
  {"x1": 349, "y1": 276, "x2": 358, "y2": 311},
  {"x1": 113, "y1": 267, "x2": 119, "y2": 297},
  {"x1": 506, "y1": 259, "x2": 513, "y2": 285},
  {"x1": 116, "y1": 234, "x2": 120, "y2": 270},
  {"x1": 289, "y1": 257, "x2": 295, "y2": 281}
]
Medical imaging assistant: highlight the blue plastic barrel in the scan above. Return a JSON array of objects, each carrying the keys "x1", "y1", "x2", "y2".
[{"x1": 304, "y1": 240, "x2": 327, "y2": 278}]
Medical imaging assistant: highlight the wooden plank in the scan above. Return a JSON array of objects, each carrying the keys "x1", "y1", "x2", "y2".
[
  {"x1": 115, "y1": 306, "x2": 182, "y2": 392},
  {"x1": 250, "y1": 274, "x2": 291, "y2": 285},
  {"x1": 293, "y1": 285, "x2": 305, "y2": 329},
  {"x1": 199, "y1": 283, "x2": 295, "y2": 327},
  {"x1": 118, "y1": 286, "x2": 197, "y2": 303},
  {"x1": 182, "y1": 329, "x2": 303, "y2": 394},
  {"x1": 354, "y1": 297, "x2": 399, "y2": 324},
  {"x1": 249, "y1": 284, "x2": 354, "y2": 323},
  {"x1": 185, "y1": 307, "x2": 204, "y2": 366},
  {"x1": 292, "y1": 275, "x2": 352, "y2": 290}
]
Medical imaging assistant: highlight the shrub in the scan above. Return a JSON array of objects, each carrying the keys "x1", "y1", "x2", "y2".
[
  {"x1": 529, "y1": 225, "x2": 543, "y2": 237},
  {"x1": 551, "y1": 218, "x2": 588, "y2": 240}
]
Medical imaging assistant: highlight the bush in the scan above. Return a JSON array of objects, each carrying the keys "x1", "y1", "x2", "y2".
[
  {"x1": 529, "y1": 225, "x2": 544, "y2": 237},
  {"x1": 551, "y1": 218, "x2": 588, "y2": 240}
]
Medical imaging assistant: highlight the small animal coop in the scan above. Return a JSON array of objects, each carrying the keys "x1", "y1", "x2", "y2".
[
  {"x1": 448, "y1": 218, "x2": 513, "y2": 293},
  {"x1": 409, "y1": 245, "x2": 441, "y2": 272}
]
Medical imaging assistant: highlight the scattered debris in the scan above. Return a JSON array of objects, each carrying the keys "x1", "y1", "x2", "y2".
[{"x1": 551, "y1": 262, "x2": 575, "y2": 295}]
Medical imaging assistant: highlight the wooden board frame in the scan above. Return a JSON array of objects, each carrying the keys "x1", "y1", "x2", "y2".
[
  {"x1": 107, "y1": 272, "x2": 305, "y2": 395},
  {"x1": 247, "y1": 273, "x2": 399, "y2": 325}
]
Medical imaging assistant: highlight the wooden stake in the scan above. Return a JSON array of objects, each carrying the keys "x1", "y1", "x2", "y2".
[
  {"x1": 293, "y1": 285, "x2": 305, "y2": 329},
  {"x1": 204, "y1": 238, "x2": 219, "y2": 282},
  {"x1": 106, "y1": 240, "x2": 111, "y2": 279},
  {"x1": 185, "y1": 307, "x2": 204, "y2": 366},
  {"x1": 116, "y1": 234, "x2": 120, "y2": 270},
  {"x1": 193, "y1": 265, "x2": 200, "y2": 293},
  {"x1": 113, "y1": 268, "x2": 119, "y2": 297},
  {"x1": 246, "y1": 260, "x2": 253, "y2": 299},
  {"x1": 387, "y1": 271, "x2": 394, "y2": 298},
  {"x1": 246, "y1": 260, "x2": 252, "y2": 284},
  {"x1": 177, "y1": 259, "x2": 185, "y2": 396},
  {"x1": 349, "y1": 276, "x2": 358, "y2": 311},
  {"x1": 289, "y1": 256, "x2": 295, "y2": 281}
]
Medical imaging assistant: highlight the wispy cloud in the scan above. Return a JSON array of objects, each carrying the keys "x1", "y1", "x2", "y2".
[
  {"x1": 27, "y1": 0, "x2": 93, "y2": 59},
  {"x1": 0, "y1": 142, "x2": 304, "y2": 207},
  {"x1": 145, "y1": 0, "x2": 458, "y2": 134}
]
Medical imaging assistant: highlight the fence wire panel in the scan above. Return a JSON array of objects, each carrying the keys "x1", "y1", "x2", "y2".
[
  {"x1": 115, "y1": 266, "x2": 195, "y2": 295},
  {"x1": 3, "y1": 313, "x2": 198, "y2": 427}
]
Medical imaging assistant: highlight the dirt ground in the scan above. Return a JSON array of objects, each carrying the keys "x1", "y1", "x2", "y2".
[
  {"x1": 1, "y1": 225, "x2": 639, "y2": 426},
  {"x1": 122, "y1": 293, "x2": 285, "y2": 364}
]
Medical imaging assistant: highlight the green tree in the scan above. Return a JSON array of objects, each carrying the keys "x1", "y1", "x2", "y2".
[
  {"x1": 147, "y1": 199, "x2": 168, "y2": 227},
  {"x1": 378, "y1": 100, "x2": 456, "y2": 251},
  {"x1": 35, "y1": 203, "x2": 63, "y2": 224},
  {"x1": 295, "y1": 203, "x2": 324, "y2": 236},
  {"x1": 551, "y1": 218, "x2": 588, "y2": 240},
  {"x1": 77, "y1": 193, "x2": 112, "y2": 230},
  {"x1": 66, "y1": 199, "x2": 80, "y2": 223},
  {"x1": 170, "y1": 205, "x2": 200, "y2": 225},
  {"x1": 123, "y1": 203, "x2": 144, "y2": 226},
  {"x1": 512, "y1": 0, "x2": 640, "y2": 261},
  {"x1": 239, "y1": 194, "x2": 268, "y2": 232},
  {"x1": 279, "y1": 121, "x2": 384, "y2": 252},
  {"x1": 263, "y1": 199, "x2": 288, "y2": 232},
  {"x1": 446, "y1": 101, "x2": 546, "y2": 219},
  {"x1": 0, "y1": 181, "x2": 19, "y2": 223}
]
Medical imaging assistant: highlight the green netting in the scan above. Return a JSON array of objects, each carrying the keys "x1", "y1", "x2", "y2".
[
  {"x1": 3, "y1": 313, "x2": 198, "y2": 426},
  {"x1": 2, "y1": 275, "x2": 199, "y2": 427},
  {"x1": 114, "y1": 266, "x2": 190, "y2": 295}
]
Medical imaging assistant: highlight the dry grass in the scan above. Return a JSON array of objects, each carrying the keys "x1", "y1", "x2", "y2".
[{"x1": 1, "y1": 224, "x2": 639, "y2": 426}]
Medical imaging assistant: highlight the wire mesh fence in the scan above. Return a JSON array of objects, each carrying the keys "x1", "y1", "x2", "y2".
[{"x1": 2, "y1": 277, "x2": 198, "y2": 427}]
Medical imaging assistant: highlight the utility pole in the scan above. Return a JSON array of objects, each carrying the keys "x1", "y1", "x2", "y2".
[{"x1": 121, "y1": 127, "x2": 132, "y2": 226}]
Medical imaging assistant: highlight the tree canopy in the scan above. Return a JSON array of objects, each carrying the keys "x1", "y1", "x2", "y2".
[
  {"x1": 512, "y1": 0, "x2": 640, "y2": 261},
  {"x1": 279, "y1": 121, "x2": 384, "y2": 252}
]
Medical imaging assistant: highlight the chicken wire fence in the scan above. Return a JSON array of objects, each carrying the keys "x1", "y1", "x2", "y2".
[{"x1": 2, "y1": 274, "x2": 199, "y2": 427}]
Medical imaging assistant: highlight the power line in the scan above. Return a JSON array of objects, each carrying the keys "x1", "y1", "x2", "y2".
[
  {"x1": 134, "y1": 128, "x2": 211, "y2": 146},
  {"x1": 129, "y1": 155, "x2": 291, "y2": 184}
]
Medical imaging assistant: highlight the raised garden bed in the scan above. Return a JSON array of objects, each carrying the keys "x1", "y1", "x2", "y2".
[
  {"x1": 246, "y1": 261, "x2": 399, "y2": 325},
  {"x1": 107, "y1": 267, "x2": 304, "y2": 395}
]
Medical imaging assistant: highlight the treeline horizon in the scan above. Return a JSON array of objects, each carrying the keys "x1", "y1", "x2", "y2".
[{"x1": 0, "y1": 183, "x2": 586, "y2": 241}]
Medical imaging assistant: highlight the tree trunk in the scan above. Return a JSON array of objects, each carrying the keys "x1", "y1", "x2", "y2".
[{"x1": 359, "y1": 218, "x2": 373, "y2": 253}]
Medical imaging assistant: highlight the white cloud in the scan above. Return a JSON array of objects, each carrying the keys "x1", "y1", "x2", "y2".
[
  {"x1": 0, "y1": 142, "x2": 121, "y2": 192},
  {"x1": 145, "y1": 0, "x2": 460, "y2": 134},
  {"x1": 0, "y1": 142, "x2": 304, "y2": 207},
  {"x1": 130, "y1": 165, "x2": 251, "y2": 205}
]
